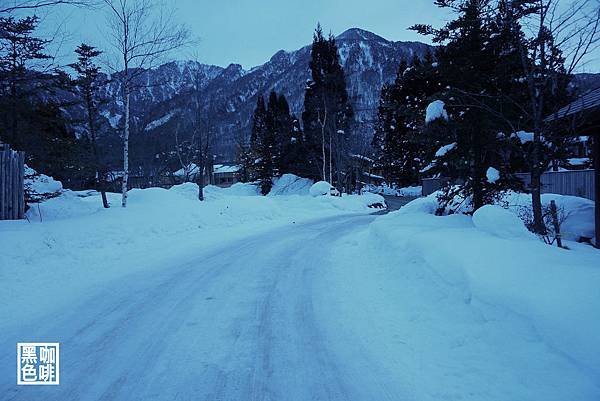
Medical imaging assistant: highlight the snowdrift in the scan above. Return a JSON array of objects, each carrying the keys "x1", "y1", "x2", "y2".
[{"x1": 366, "y1": 199, "x2": 600, "y2": 390}]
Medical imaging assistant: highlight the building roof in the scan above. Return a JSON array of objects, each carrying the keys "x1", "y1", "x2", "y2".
[{"x1": 546, "y1": 87, "x2": 600, "y2": 122}]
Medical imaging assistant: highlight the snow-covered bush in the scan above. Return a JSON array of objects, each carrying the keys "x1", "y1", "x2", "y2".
[
  {"x1": 24, "y1": 165, "x2": 63, "y2": 203},
  {"x1": 472, "y1": 205, "x2": 536, "y2": 240},
  {"x1": 502, "y1": 192, "x2": 594, "y2": 243}
]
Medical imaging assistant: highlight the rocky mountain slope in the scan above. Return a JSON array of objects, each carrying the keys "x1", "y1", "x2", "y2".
[{"x1": 93, "y1": 28, "x2": 431, "y2": 159}]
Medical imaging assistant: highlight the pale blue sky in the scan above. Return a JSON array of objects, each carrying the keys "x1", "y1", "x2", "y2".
[
  {"x1": 176, "y1": 0, "x2": 451, "y2": 68},
  {"x1": 36, "y1": 0, "x2": 599, "y2": 71},
  {"x1": 43, "y1": 0, "x2": 451, "y2": 68}
]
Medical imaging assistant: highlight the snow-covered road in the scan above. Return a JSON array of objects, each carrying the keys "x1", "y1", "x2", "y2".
[
  {"x1": 2, "y1": 209, "x2": 599, "y2": 400},
  {"x1": 1, "y1": 214, "x2": 403, "y2": 401}
]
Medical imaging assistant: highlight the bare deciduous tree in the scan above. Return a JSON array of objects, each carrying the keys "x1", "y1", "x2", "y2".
[
  {"x1": 509, "y1": 0, "x2": 599, "y2": 233},
  {"x1": 0, "y1": 0, "x2": 95, "y2": 14},
  {"x1": 102, "y1": 0, "x2": 190, "y2": 207}
]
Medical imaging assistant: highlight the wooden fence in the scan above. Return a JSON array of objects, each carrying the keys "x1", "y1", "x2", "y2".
[
  {"x1": 422, "y1": 169, "x2": 595, "y2": 201},
  {"x1": 514, "y1": 170, "x2": 595, "y2": 201},
  {"x1": 0, "y1": 144, "x2": 25, "y2": 220}
]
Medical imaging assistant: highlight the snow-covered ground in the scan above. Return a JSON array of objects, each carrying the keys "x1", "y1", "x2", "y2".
[
  {"x1": 1, "y1": 177, "x2": 599, "y2": 400},
  {"x1": 322, "y1": 207, "x2": 600, "y2": 400},
  {"x1": 0, "y1": 179, "x2": 383, "y2": 334}
]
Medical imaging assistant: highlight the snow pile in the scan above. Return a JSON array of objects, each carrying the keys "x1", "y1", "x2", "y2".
[
  {"x1": 269, "y1": 174, "x2": 313, "y2": 196},
  {"x1": 425, "y1": 100, "x2": 448, "y2": 123},
  {"x1": 397, "y1": 185, "x2": 422, "y2": 197},
  {"x1": 486, "y1": 166, "x2": 500, "y2": 183},
  {"x1": 310, "y1": 181, "x2": 336, "y2": 197},
  {"x1": 342, "y1": 205, "x2": 600, "y2": 399},
  {"x1": 472, "y1": 204, "x2": 535, "y2": 239}
]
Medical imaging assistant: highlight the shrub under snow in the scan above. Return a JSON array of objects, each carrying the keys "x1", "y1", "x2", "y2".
[{"x1": 472, "y1": 204, "x2": 535, "y2": 240}]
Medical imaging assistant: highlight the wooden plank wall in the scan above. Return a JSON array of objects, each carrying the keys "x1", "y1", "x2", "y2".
[
  {"x1": 422, "y1": 170, "x2": 595, "y2": 201},
  {"x1": 0, "y1": 145, "x2": 25, "y2": 220}
]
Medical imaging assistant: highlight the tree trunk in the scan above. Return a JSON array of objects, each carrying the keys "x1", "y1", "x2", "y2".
[
  {"x1": 122, "y1": 86, "x2": 130, "y2": 208},
  {"x1": 100, "y1": 180, "x2": 109, "y2": 209},
  {"x1": 198, "y1": 158, "x2": 205, "y2": 201},
  {"x1": 531, "y1": 129, "x2": 546, "y2": 234},
  {"x1": 329, "y1": 130, "x2": 332, "y2": 186}
]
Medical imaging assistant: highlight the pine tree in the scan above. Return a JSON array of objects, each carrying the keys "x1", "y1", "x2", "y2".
[
  {"x1": 302, "y1": 24, "x2": 353, "y2": 189},
  {"x1": 70, "y1": 43, "x2": 110, "y2": 208},
  {"x1": 0, "y1": 16, "x2": 51, "y2": 145},
  {"x1": 248, "y1": 91, "x2": 304, "y2": 194},
  {"x1": 412, "y1": 0, "x2": 529, "y2": 212},
  {"x1": 373, "y1": 56, "x2": 443, "y2": 187}
]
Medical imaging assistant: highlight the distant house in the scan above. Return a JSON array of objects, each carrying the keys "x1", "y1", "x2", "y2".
[
  {"x1": 546, "y1": 86, "x2": 599, "y2": 247},
  {"x1": 213, "y1": 164, "x2": 239, "y2": 187},
  {"x1": 173, "y1": 163, "x2": 240, "y2": 188}
]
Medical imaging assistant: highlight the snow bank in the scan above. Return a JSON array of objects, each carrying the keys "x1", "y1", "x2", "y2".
[
  {"x1": 321, "y1": 210, "x2": 600, "y2": 400},
  {"x1": 425, "y1": 100, "x2": 448, "y2": 123},
  {"x1": 269, "y1": 174, "x2": 313, "y2": 196},
  {"x1": 363, "y1": 205, "x2": 600, "y2": 393},
  {"x1": 402, "y1": 190, "x2": 594, "y2": 242}
]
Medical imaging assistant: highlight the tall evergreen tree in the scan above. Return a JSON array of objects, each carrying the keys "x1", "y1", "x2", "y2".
[
  {"x1": 373, "y1": 56, "x2": 443, "y2": 187},
  {"x1": 412, "y1": 0, "x2": 529, "y2": 212},
  {"x1": 248, "y1": 91, "x2": 304, "y2": 194},
  {"x1": 0, "y1": 16, "x2": 50, "y2": 145},
  {"x1": 302, "y1": 24, "x2": 353, "y2": 190},
  {"x1": 70, "y1": 43, "x2": 110, "y2": 208}
]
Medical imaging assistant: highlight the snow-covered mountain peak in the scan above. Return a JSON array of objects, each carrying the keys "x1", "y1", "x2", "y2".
[{"x1": 337, "y1": 28, "x2": 389, "y2": 44}]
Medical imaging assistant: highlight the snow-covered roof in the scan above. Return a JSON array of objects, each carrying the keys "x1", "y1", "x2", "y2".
[
  {"x1": 213, "y1": 164, "x2": 240, "y2": 174},
  {"x1": 546, "y1": 87, "x2": 600, "y2": 121}
]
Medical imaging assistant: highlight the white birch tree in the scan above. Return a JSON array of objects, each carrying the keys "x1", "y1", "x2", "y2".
[{"x1": 102, "y1": 0, "x2": 189, "y2": 207}]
